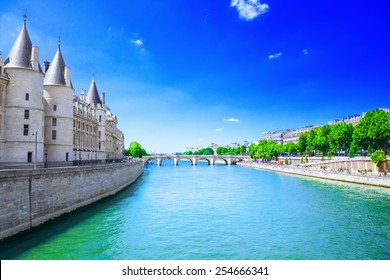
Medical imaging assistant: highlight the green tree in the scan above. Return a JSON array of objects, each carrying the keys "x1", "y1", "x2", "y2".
[
  {"x1": 329, "y1": 122, "x2": 354, "y2": 154},
  {"x1": 240, "y1": 145, "x2": 247, "y2": 155},
  {"x1": 286, "y1": 142, "x2": 297, "y2": 154},
  {"x1": 313, "y1": 125, "x2": 331, "y2": 154},
  {"x1": 248, "y1": 144, "x2": 258, "y2": 159},
  {"x1": 306, "y1": 129, "x2": 316, "y2": 153},
  {"x1": 353, "y1": 109, "x2": 390, "y2": 152},
  {"x1": 128, "y1": 141, "x2": 145, "y2": 158},
  {"x1": 297, "y1": 131, "x2": 308, "y2": 153},
  {"x1": 370, "y1": 150, "x2": 387, "y2": 170}
]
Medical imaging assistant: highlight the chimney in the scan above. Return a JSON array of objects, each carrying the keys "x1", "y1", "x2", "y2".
[
  {"x1": 80, "y1": 89, "x2": 86, "y2": 102},
  {"x1": 44, "y1": 60, "x2": 50, "y2": 73},
  {"x1": 31, "y1": 45, "x2": 39, "y2": 71},
  {"x1": 102, "y1": 92, "x2": 105, "y2": 105},
  {"x1": 65, "y1": 67, "x2": 71, "y2": 87},
  {"x1": 0, "y1": 51, "x2": 3, "y2": 75}
]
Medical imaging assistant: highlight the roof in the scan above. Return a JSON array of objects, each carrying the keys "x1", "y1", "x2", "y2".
[
  {"x1": 4, "y1": 17, "x2": 33, "y2": 69},
  {"x1": 44, "y1": 45, "x2": 66, "y2": 86},
  {"x1": 86, "y1": 79, "x2": 102, "y2": 106}
]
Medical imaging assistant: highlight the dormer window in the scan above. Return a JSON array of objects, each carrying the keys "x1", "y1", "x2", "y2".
[{"x1": 25, "y1": 93, "x2": 29, "y2": 101}]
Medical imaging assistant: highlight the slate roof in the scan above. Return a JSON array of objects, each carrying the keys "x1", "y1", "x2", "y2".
[
  {"x1": 4, "y1": 18, "x2": 33, "y2": 68},
  {"x1": 86, "y1": 79, "x2": 102, "y2": 106},
  {"x1": 44, "y1": 45, "x2": 66, "y2": 86}
]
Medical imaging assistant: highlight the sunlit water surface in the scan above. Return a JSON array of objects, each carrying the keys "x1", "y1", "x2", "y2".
[{"x1": 1, "y1": 161, "x2": 389, "y2": 259}]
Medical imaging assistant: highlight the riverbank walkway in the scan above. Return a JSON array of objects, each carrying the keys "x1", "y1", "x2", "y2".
[{"x1": 237, "y1": 161, "x2": 390, "y2": 188}]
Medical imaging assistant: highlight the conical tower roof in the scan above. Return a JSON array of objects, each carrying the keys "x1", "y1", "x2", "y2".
[
  {"x1": 4, "y1": 16, "x2": 33, "y2": 68},
  {"x1": 44, "y1": 41, "x2": 66, "y2": 85},
  {"x1": 86, "y1": 78, "x2": 102, "y2": 106}
]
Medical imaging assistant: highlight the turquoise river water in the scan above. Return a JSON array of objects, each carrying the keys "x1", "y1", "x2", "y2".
[{"x1": 0, "y1": 161, "x2": 389, "y2": 260}]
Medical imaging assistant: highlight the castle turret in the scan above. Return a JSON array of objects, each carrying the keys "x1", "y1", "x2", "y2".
[
  {"x1": 43, "y1": 39, "x2": 74, "y2": 162},
  {"x1": 86, "y1": 78, "x2": 106, "y2": 160},
  {"x1": 3, "y1": 16, "x2": 45, "y2": 163},
  {"x1": 0, "y1": 52, "x2": 9, "y2": 155}
]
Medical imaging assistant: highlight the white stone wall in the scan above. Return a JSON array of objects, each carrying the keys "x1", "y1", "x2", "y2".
[
  {"x1": 96, "y1": 106, "x2": 107, "y2": 160},
  {"x1": 3, "y1": 67, "x2": 44, "y2": 163},
  {"x1": 44, "y1": 85, "x2": 74, "y2": 162}
]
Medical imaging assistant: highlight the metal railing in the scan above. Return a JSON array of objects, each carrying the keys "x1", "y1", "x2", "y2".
[{"x1": 0, "y1": 159, "x2": 128, "y2": 170}]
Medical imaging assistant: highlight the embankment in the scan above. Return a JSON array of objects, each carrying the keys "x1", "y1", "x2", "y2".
[
  {"x1": 237, "y1": 162, "x2": 390, "y2": 188},
  {"x1": 0, "y1": 160, "x2": 144, "y2": 239}
]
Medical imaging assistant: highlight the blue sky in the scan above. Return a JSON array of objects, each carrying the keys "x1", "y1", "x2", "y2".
[{"x1": 1, "y1": 0, "x2": 389, "y2": 153}]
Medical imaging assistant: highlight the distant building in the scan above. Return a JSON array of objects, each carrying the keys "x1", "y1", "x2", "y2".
[
  {"x1": 258, "y1": 109, "x2": 389, "y2": 145},
  {"x1": 0, "y1": 17, "x2": 124, "y2": 164}
]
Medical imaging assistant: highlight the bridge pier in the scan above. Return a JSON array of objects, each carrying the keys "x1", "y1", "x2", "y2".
[{"x1": 142, "y1": 155, "x2": 250, "y2": 166}]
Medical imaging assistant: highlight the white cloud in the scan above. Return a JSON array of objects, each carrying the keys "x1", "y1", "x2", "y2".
[
  {"x1": 130, "y1": 39, "x2": 143, "y2": 47},
  {"x1": 199, "y1": 138, "x2": 204, "y2": 142},
  {"x1": 216, "y1": 128, "x2": 223, "y2": 132},
  {"x1": 268, "y1": 52, "x2": 282, "y2": 59},
  {"x1": 108, "y1": 26, "x2": 112, "y2": 32},
  {"x1": 302, "y1": 49, "x2": 309, "y2": 55},
  {"x1": 231, "y1": 0, "x2": 269, "y2": 21},
  {"x1": 224, "y1": 118, "x2": 240, "y2": 122}
]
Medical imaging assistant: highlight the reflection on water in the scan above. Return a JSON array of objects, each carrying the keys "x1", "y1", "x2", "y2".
[{"x1": 1, "y1": 160, "x2": 389, "y2": 260}]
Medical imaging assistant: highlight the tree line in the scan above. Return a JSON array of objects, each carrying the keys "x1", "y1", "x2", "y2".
[
  {"x1": 248, "y1": 109, "x2": 390, "y2": 163},
  {"x1": 124, "y1": 141, "x2": 148, "y2": 158},
  {"x1": 178, "y1": 145, "x2": 248, "y2": 156}
]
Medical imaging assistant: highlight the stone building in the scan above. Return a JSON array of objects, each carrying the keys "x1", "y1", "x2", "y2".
[{"x1": 0, "y1": 17, "x2": 124, "y2": 164}]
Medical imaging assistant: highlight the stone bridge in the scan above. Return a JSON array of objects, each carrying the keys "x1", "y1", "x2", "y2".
[{"x1": 142, "y1": 155, "x2": 251, "y2": 166}]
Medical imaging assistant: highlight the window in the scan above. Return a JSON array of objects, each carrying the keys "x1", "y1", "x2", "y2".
[
  {"x1": 25, "y1": 93, "x2": 29, "y2": 101},
  {"x1": 24, "y1": 110, "x2": 29, "y2": 119},
  {"x1": 73, "y1": 120, "x2": 75, "y2": 127},
  {"x1": 99, "y1": 115, "x2": 102, "y2": 122},
  {"x1": 52, "y1": 118, "x2": 57, "y2": 126},
  {"x1": 23, "y1": 124, "x2": 29, "y2": 136},
  {"x1": 52, "y1": 130, "x2": 57, "y2": 140},
  {"x1": 66, "y1": 152, "x2": 69, "y2": 162},
  {"x1": 98, "y1": 142, "x2": 101, "y2": 150},
  {"x1": 98, "y1": 131, "x2": 101, "y2": 139},
  {"x1": 53, "y1": 105, "x2": 57, "y2": 111},
  {"x1": 27, "y1": 152, "x2": 32, "y2": 163}
]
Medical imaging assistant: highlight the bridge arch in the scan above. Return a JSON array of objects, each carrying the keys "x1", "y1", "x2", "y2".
[
  {"x1": 196, "y1": 157, "x2": 212, "y2": 165},
  {"x1": 177, "y1": 157, "x2": 195, "y2": 165},
  {"x1": 214, "y1": 158, "x2": 228, "y2": 165}
]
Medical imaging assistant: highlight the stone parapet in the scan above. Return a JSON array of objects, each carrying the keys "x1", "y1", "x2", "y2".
[
  {"x1": 238, "y1": 162, "x2": 390, "y2": 188},
  {"x1": 0, "y1": 161, "x2": 143, "y2": 239}
]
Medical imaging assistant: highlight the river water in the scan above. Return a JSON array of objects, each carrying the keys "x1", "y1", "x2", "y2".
[{"x1": 1, "y1": 161, "x2": 389, "y2": 260}]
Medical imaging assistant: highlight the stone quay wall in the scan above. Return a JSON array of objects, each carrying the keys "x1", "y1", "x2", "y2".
[
  {"x1": 279, "y1": 156, "x2": 390, "y2": 175},
  {"x1": 0, "y1": 160, "x2": 144, "y2": 239},
  {"x1": 238, "y1": 161, "x2": 390, "y2": 188}
]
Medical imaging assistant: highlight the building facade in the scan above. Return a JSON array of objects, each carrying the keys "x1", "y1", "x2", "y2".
[{"x1": 0, "y1": 17, "x2": 124, "y2": 164}]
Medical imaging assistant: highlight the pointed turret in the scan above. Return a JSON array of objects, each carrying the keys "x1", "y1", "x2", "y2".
[
  {"x1": 44, "y1": 39, "x2": 66, "y2": 86},
  {"x1": 86, "y1": 78, "x2": 102, "y2": 106},
  {"x1": 4, "y1": 15, "x2": 33, "y2": 68}
]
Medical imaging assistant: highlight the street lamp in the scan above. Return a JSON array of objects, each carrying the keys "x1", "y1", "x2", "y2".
[
  {"x1": 45, "y1": 149, "x2": 48, "y2": 168},
  {"x1": 32, "y1": 131, "x2": 37, "y2": 169}
]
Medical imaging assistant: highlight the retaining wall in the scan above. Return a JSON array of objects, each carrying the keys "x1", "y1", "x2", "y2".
[
  {"x1": 0, "y1": 160, "x2": 144, "y2": 239},
  {"x1": 238, "y1": 162, "x2": 390, "y2": 188}
]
